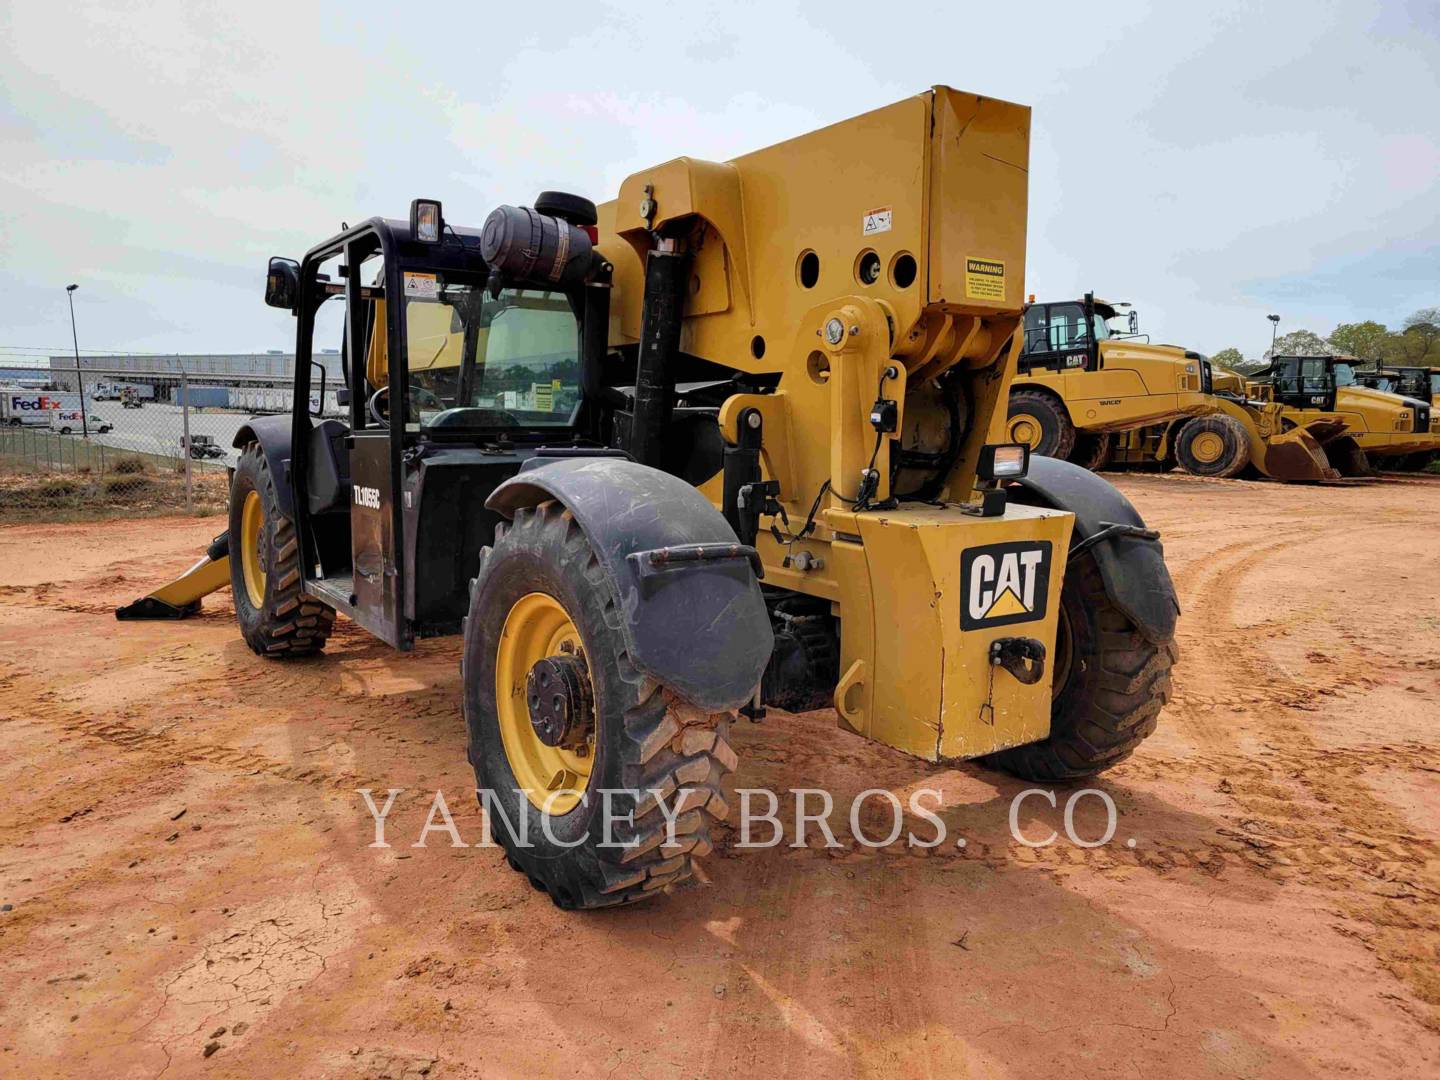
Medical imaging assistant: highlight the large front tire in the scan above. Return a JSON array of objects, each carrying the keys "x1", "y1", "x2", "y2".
[
  {"x1": 463, "y1": 500, "x2": 737, "y2": 910},
  {"x1": 1007, "y1": 390, "x2": 1077, "y2": 460},
  {"x1": 1174, "y1": 415, "x2": 1249, "y2": 478},
  {"x1": 984, "y1": 551, "x2": 1175, "y2": 782},
  {"x1": 228, "y1": 444, "x2": 335, "y2": 657}
]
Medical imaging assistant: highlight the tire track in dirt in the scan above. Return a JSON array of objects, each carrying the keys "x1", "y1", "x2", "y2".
[
  {"x1": 1, "y1": 669, "x2": 393, "y2": 797},
  {"x1": 1167, "y1": 518, "x2": 1440, "y2": 1027}
]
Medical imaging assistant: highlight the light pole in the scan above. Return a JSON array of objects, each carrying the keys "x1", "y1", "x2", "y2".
[
  {"x1": 1267, "y1": 313, "x2": 1281, "y2": 361},
  {"x1": 65, "y1": 284, "x2": 89, "y2": 438}
]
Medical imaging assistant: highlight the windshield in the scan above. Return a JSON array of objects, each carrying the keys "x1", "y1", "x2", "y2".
[
  {"x1": 1432, "y1": 372, "x2": 1440, "y2": 397},
  {"x1": 1395, "y1": 370, "x2": 1429, "y2": 398},
  {"x1": 404, "y1": 278, "x2": 580, "y2": 429},
  {"x1": 1333, "y1": 362, "x2": 1357, "y2": 387}
]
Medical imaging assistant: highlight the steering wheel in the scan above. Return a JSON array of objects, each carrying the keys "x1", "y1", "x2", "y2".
[
  {"x1": 367, "y1": 385, "x2": 391, "y2": 427},
  {"x1": 366, "y1": 384, "x2": 438, "y2": 428}
]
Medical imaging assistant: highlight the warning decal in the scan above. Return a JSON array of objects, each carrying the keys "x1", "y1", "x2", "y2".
[
  {"x1": 404, "y1": 272, "x2": 439, "y2": 299},
  {"x1": 862, "y1": 207, "x2": 893, "y2": 236},
  {"x1": 964, "y1": 257, "x2": 1006, "y2": 301}
]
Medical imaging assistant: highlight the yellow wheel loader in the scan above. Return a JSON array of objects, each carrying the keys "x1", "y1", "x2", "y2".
[
  {"x1": 1242, "y1": 355, "x2": 1436, "y2": 476},
  {"x1": 116, "y1": 88, "x2": 1179, "y2": 910},
  {"x1": 1108, "y1": 366, "x2": 1348, "y2": 482},
  {"x1": 1008, "y1": 296, "x2": 1341, "y2": 481}
]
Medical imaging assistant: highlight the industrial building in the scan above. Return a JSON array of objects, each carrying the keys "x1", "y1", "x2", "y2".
[{"x1": 46, "y1": 351, "x2": 310, "y2": 389}]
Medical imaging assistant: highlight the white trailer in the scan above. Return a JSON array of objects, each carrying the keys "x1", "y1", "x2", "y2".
[{"x1": 1, "y1": 391, "x2": 80, "y2": 427}]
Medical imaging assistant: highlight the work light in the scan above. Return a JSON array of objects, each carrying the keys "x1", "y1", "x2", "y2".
[
  {"x1": 411, "y1": 199, "x2": 443, "y2": 243},
  {"x1": 978, "y1": 443, "x2": 1029, "y2": 480}
]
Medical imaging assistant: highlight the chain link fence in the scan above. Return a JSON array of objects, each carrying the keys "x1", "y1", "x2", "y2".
[{"x1": 0, "y1": 366, "x2": 336, "y2": 520}]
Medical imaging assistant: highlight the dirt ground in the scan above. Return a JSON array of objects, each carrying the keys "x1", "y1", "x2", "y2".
[{"x1": 1, "y1": 472, "x2": 1437, "y2": 1079}]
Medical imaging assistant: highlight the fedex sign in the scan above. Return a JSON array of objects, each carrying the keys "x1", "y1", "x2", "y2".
[{"x1": 7, "y1": 394, "x2": 62, "y2": 411}]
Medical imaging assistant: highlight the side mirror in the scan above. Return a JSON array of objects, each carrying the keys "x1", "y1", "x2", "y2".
[
  {"x1": 1128, "y1": 310, "x2": 1139, "y2": 334},
  {"x1": 336, "y1": 387, "x2": 351, "y2": 408},
  {"x1": 266, "y1": 257, "x2": 300, "y2": 309}
]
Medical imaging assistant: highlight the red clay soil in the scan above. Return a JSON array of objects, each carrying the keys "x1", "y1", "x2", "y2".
[{"x1": 1, "y1": 472, "x2": 1437, "y2": 1077}]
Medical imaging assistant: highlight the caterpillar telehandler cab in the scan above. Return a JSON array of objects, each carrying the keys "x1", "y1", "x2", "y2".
[
  {"x1": 1010, "y1": 296, "x2": 1341, "y2": 481},
  {"x1": 1248, "y1": 355, "x2": 1435, "y2": 475},
  {"x1": 116, "y1": 88, "x2": 1179, "y2": 910}
]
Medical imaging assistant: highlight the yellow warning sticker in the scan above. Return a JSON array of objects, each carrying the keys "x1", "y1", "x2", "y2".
[{"x1": 964, "y1": 257, "x2": 1006, "y2": 301}]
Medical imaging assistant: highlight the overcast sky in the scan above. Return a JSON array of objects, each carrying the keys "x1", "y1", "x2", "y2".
[{"x1": 2, "y1": 0, "x2": 1436, "y2": 365}]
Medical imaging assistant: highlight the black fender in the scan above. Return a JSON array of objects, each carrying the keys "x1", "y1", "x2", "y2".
[
  {"x1": 1009, "y1": 456, "x2": 1179, "y2": 644},
  {"x1": 487, "y1": 457, "x2": 773, "y2": 713},
  {"x1": 232, "y1": 414, "x2": 295, "y2": 520}
]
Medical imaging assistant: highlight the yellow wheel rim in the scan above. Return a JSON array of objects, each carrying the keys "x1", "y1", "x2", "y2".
[
  {"x1": 495, "y1": 592, "x2": 595, "y2": 814},
  {"x1": 240, "y1": 489, "x2": 266, "y2": 609},
  {"x1": 1008, "y1": 413, "x2": 1043, "y2": 449},
  {"x1": 1191, "y1": 431, "x2": 1225, "y2": 465}
]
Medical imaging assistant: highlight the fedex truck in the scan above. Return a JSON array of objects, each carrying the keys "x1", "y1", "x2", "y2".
[
  {"x1": 1, "y1": 391, "x2": 81, "y2": 427},
  {"x1": 49, "y1": 408, "x2": 113, "y2": 435}
]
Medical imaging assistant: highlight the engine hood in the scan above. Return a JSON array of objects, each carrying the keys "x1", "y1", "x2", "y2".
[{"x1": 1339, "y1": 385, "x2": 1420, "y2": 415}]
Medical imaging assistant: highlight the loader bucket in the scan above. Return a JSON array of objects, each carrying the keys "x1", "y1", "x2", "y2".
[
  {"x1": 1303, "y1": 418, "x2": 1351, "y2": 446},
  {"x1": 1259, "y1": 425, "x2": 1340, "y2": 483}
]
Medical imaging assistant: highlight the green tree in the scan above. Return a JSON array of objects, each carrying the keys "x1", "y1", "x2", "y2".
[
  {"x1": 1210, "y1": 346, "x2": 1269, "y2": 373},
  {"x1": 1327, "y1": 320, "x2": 1393, "y2": 361},
  {"x1": 1209, "y1": 346, "x2": 1245, "y2": 370},
  {"x1": 1266, "y1": 329, "x2": 1330, "y2": 359},
  {"x1": 1396, "y1": 308, "x2": 1440, "y2": 364}
]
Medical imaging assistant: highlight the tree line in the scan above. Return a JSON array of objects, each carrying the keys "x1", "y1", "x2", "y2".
[{"x1": 1210, "y1": 307, "x2": 1440, "y2": 373}]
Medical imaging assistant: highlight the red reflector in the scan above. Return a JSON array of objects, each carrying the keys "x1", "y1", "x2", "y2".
[{"x1": 582, "y1": 225, "x2": 598, "y2": 243}]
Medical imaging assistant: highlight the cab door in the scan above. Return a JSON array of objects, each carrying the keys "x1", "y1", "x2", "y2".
[{"x1": 346, "y1": 243, "x2": 407, "y2": 648}]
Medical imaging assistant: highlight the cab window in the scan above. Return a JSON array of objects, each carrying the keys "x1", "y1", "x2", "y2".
[
  {"x1": 1045, "y1": 303, "x2": 1089, "y2": 352},
  {"x1": 403, "y1": 276, "x2": 580, "y2": 429}
]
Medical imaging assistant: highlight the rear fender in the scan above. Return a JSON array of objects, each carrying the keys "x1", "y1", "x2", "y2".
[
  {"x1": 233, "y1": 415, "x2": 295, "y2": 520},
  {"x1": 1009, "y1": 456, "x2": 1179, "y2": 644},
  {"x1": 487, "y1": 458, "x2": 773, "y2": 712}
]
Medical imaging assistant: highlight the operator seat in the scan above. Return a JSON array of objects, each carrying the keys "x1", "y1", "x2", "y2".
[{"x1": 306, "y1": 419, "x2": 352, "y2": 514}]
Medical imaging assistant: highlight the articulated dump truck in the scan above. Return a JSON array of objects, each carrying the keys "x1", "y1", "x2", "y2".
[
  {"x1": 1355, "y1": 364, "x2": 1440, "y2": 471},
  {"x1": 118, "y1": 87, "x2": 1179, "y2": 910},
  {"x1": 1008, "y1": 295, "x2": 1341, "y2": 481}
]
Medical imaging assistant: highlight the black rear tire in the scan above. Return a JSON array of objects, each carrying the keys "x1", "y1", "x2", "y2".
[
  {"x1": 1068, "y1": 432, "x2": 1112, "y2": 471},
  {"x1": 463, "y1": 500, "x2": 736, "y2": 910},
  {"x1": 1007, "y1": 390, "x2": 1076, "y2": 459},
  {"x1": 229, "y1": 443, "x2": 335, "y2": 657},
  {"x1": 1174, "y1": 415, "x2": 1250, "y2": 478},
  {"x1": 984, "y1": 551, "x2": 1175, "y2": 783}
]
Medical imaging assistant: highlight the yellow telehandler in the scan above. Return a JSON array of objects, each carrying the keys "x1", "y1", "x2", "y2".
[
  {"x1": 1008, "y1": 296, "x2": 1340, "y2": 480},
  {"x1": 117, "y1": 88, "x2": 1179, "y2": 909}
]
